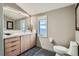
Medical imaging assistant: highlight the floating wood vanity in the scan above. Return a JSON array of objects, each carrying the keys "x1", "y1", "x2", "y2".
[{"x1": 4, "y1": 31, "x2": 36, "y2": 56}]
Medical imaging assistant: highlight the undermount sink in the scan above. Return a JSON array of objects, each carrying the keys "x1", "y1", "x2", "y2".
[{"x1": 5, "y1": 33, "x2": 11, "y2": 35}]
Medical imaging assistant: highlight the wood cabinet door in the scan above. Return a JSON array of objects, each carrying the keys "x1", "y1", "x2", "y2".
[
  {"x1": 21, "y1": 36, "x2": 25, "y2": 53},
  {"x1": 24, "y1": 35, "x2": 30, "y2": 51},
  {"x1": 21, "y1": 34, "x2": 36, "y2": 53},
  {"x1": 30, "y1": 34, "x2": 36, "y2": 48},
  {"x1": 21, "y1": 35, "x2": 31, "y2": 53}
]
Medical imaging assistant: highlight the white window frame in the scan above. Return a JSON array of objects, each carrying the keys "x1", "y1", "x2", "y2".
[{"x1": 38, "y1": 15, "x2": 48, "y2": 38}]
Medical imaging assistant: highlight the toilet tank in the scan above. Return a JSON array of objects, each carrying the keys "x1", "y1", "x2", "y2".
[{"x1": 67, "y1": 41, "x2": 78, "y2": 56}]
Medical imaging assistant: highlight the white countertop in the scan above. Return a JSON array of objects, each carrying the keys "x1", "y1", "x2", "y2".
[{"x1": 3, "y1": 30, "x2": 36, "y2": 39}]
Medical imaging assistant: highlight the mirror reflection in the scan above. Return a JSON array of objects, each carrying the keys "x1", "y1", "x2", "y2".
[{"x1": 3, "y1": 4, "x2": 30, "y2": 32}]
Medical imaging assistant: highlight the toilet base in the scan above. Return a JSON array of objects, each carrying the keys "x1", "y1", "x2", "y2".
[{"x1": 55, "y1": 53, "x2": 61, "y2": 56}]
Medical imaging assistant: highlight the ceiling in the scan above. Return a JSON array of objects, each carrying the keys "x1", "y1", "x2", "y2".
[
  {"x1": 16, "y1": 3, "x2": 73, "y2": 15},
  {"x1": 3, "y1": 3, "x2": 74, "y2": 20}
]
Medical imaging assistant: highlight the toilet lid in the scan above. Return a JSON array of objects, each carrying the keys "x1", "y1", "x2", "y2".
[{"x1": 54, "y1": 45, "x2": 68, "y2": 54}]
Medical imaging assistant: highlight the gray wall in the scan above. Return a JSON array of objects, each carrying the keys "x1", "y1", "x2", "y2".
[
  {"x1": 34, "y1": 5, "x2": 75, "y2": 51},
  {"x1": 0, "y1": 4, "x2": 4, "y2": 56}
]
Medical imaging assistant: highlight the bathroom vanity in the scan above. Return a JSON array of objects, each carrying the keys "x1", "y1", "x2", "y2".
[{"x1": 4, "y1": 30, "x2": 36, "y2": 56}]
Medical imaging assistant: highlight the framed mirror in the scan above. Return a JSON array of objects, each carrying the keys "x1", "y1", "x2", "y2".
[
  {"x1": 76, "y1": 3, "x2": 79, "y2": 31},
  {"x1": 7, "y1": 21, "x2": 13, "y2": 29}
]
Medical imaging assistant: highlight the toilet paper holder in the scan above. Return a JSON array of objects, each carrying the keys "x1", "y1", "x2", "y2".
[{"x1": 49, "y1": 38, "x2": 55, "y2": 44}]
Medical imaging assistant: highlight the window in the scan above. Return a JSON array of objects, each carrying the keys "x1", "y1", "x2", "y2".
[
  {"x1": 38, "y1": 15, "x2": 47, "y2": 37},
  {"x1": 20, "y1": 20, "x2": 27, "y2": 32}
]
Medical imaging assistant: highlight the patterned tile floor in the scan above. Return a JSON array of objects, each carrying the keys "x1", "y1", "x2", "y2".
[{"x1": 20, "y1": 47, "x2": 56, "y2": 56}]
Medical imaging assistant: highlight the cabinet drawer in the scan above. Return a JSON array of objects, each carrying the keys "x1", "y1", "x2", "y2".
[
  {"x1": 5, "y1": 45, "x2": 20, "y2": 53},
  {"x1": 4, "y1": 37, "x2": 21, "y2": 56},
  {"x1": 5, "y1": 37, "x2": 20, "y2": 44},
  {"x1": 5, "y1": 48, "x2": 20, "y2": 56},
  {"x1": 5, "y1": 41, "x2": 20, "y2": 48}
]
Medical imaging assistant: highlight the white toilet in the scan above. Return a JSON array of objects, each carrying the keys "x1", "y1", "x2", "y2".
[
  {"x1": 53, "y1": 41, "x2": 78, "y2": 56},
  {"x1": 54, "y1": 45, "x2": 68, "y2": 56}
]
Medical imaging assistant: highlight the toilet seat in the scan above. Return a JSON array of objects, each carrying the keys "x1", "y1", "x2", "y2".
[{"x1": 54, "y1": 45, "x2": 68, "y2": 54}]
